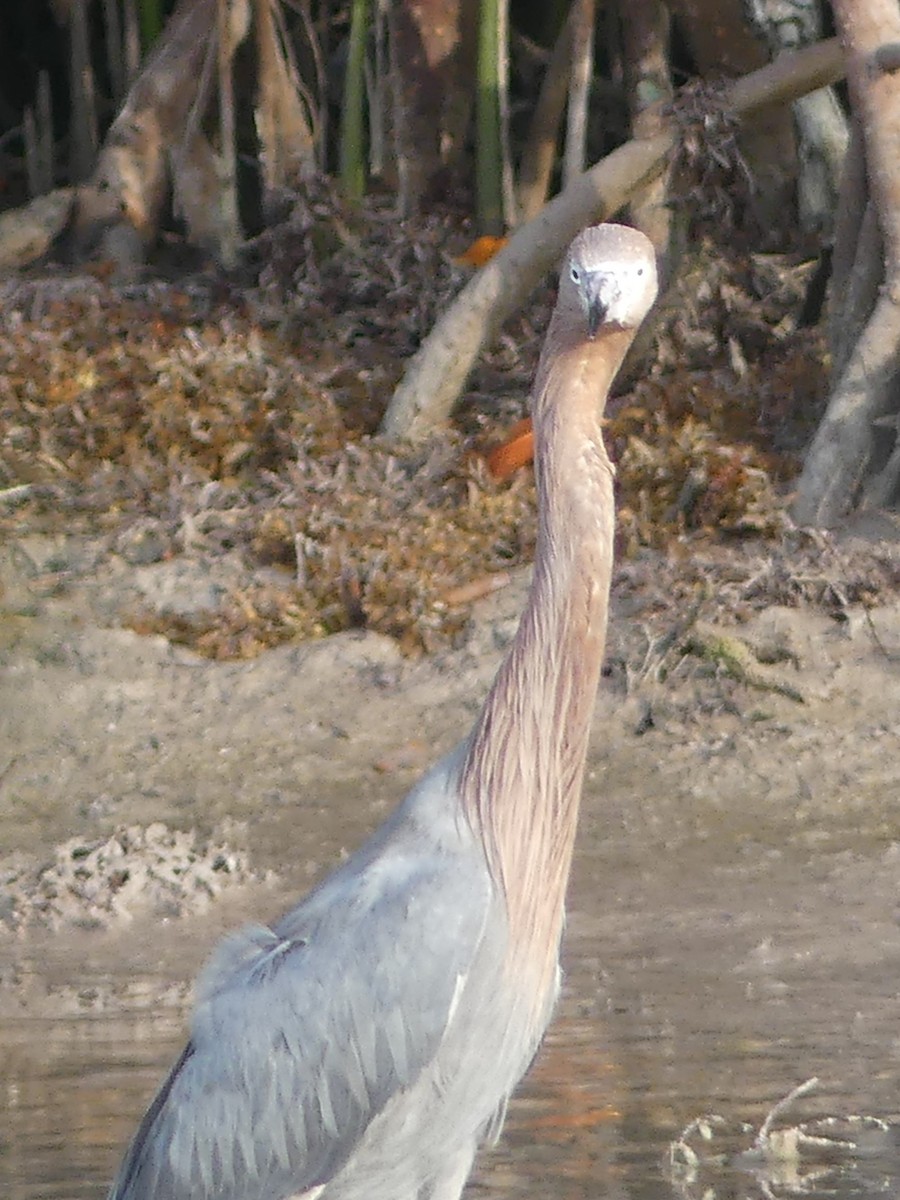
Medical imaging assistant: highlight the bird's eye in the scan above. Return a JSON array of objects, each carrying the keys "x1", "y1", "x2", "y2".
[
  {"x1": 570, "y1": 266, "x2": 580, "y2": 283},
  {"x1": 637, "y1": 267, "x2": 644, "y2": 277}
]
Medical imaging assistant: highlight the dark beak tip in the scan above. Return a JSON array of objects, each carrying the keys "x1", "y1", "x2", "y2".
[{"x1": 587, "y1": 303, "x2": 606, "y2": 338}]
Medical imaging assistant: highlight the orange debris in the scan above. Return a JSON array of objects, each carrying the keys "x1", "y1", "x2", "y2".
[
  {"x1": 453, "y1": 235, "x2": 508, "y2": 268},
  {"x1": 486, "y1": 417, "x2": 535, "y2": 480}
]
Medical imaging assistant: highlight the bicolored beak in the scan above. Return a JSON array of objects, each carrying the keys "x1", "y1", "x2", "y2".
[{"x1": 584, "y1": 272, "x2": 621, "y2": 337}]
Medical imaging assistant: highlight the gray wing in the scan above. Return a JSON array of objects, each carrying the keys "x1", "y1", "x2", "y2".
[{"x1": 108, "y1": 820, "x2": 490, "y2": 1200}]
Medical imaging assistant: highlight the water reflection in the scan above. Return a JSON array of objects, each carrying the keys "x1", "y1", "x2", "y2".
[
  {"x1": 1, "y1": 1011, "x2": 183, "y2": 1200},
  {"x1": 3, "y1": 980, "x2": 898, "y2": 1197}
]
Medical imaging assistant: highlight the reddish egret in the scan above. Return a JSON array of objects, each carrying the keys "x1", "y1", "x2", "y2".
[{"x1": 107, "y1": 223, "x2": 658, "y2": 1200}]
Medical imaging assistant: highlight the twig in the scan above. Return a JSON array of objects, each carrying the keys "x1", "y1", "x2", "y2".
[
  {"x1": 0, "y1": 757, "x2": 20, "y2": 787},
  {"x1": 442, "y1": 572, "x2": 511, "y2": 608},
  {"x1": 864, "y1": 605, "x2": 900, "y2": 662},
  {"x1": 756, "y1": 1077, "x2": 819, "y2": 1148},
  {"x1": 633, "y1": 589, "x2": 705, "y2": 685},
  {"x1": 0, "y1": 484, "x2": 35, "y2": 505}
]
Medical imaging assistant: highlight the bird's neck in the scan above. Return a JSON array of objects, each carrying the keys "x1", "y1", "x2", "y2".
[{"x1": 460, "y1": 327, "x2": 631, "y2": 992}]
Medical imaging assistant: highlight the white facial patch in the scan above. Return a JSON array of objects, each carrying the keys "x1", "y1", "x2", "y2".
[{"x1": 565, "y1": 224, "x2": 658, "y2": 332}]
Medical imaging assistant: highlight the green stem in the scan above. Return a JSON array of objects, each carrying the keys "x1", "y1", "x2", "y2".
[
  {"x1": 138, "y1": 0, "x2": 164, "y2": 52},
  {"x1": 476, "y1": 0, "x2": 505, "y2": 234},
  {"x1": 340, "y1": 0, "x2": 369, "y2": 200}
]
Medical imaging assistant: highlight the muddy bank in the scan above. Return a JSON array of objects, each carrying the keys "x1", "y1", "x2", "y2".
[{"x1": 1, "y1": 520, "x2": 899, "y2": 1020}]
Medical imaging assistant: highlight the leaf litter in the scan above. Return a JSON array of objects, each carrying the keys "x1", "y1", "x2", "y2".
[{"x1": 0, "y1": 204, "x2": 897, "y2": 664}]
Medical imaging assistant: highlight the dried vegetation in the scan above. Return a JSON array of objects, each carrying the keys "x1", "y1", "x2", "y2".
[{"x1": 0, "y1": 204, "x2": 896, "y2": 660}]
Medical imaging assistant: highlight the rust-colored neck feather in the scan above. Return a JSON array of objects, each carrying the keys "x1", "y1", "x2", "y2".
[{"x1": 459, "y1": 324, "x2": 633, "y2": 994}]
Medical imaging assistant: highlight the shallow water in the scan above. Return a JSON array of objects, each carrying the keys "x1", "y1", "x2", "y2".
[
  {"x1": 3, "y1": 793, "x2": 900, "y2": 1200},
  {"x1": 3, "y1": 540, "x2": 900, "y2": 1195}
]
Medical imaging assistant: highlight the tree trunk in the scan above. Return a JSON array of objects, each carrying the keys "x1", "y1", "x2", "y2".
[
  {"x1": 622, "y1": 0, "x2": 673, "y2": 258},
  {"x1": 72, "y1": 0, "x2": 217, "y2": 270},
  {"x1": 254, "y1": 0, "x2": 316, "y2": 203},
  {"x1": 743, "y1": 0, "x2": 847, "y2": 234},
  {"x1": 793, "y1": 0, "x2": 900, "y2": 525},
  {"x1": 562, "y1": 0, "x2": 595, "y2": 188},
  {"x1": 516, "y1": 12, "x2": 572, "y2": 223},
  {"x1": 387, "y1": 0, "x2": 478, "y2": 214}
]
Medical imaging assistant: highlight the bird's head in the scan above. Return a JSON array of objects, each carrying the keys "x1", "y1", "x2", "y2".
[{"x1": 560, "y1": 224, "x2": 658, "y2": 338}]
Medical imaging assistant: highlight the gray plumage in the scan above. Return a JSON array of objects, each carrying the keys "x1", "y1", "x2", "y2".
[{"x1": 107, "y1": 223, "x2": 658, "y2": 1200}]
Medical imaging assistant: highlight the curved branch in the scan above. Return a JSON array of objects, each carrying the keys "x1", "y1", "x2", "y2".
[
  {"x1": 381, "y1": 37, "x2": 844, "y2": 441},
  {"x1": 792, "y1": 292, "x2": 900, "y2": 524},
  {"x1": 381, "y1": 135, "x2": 670, "y2": 439}
]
